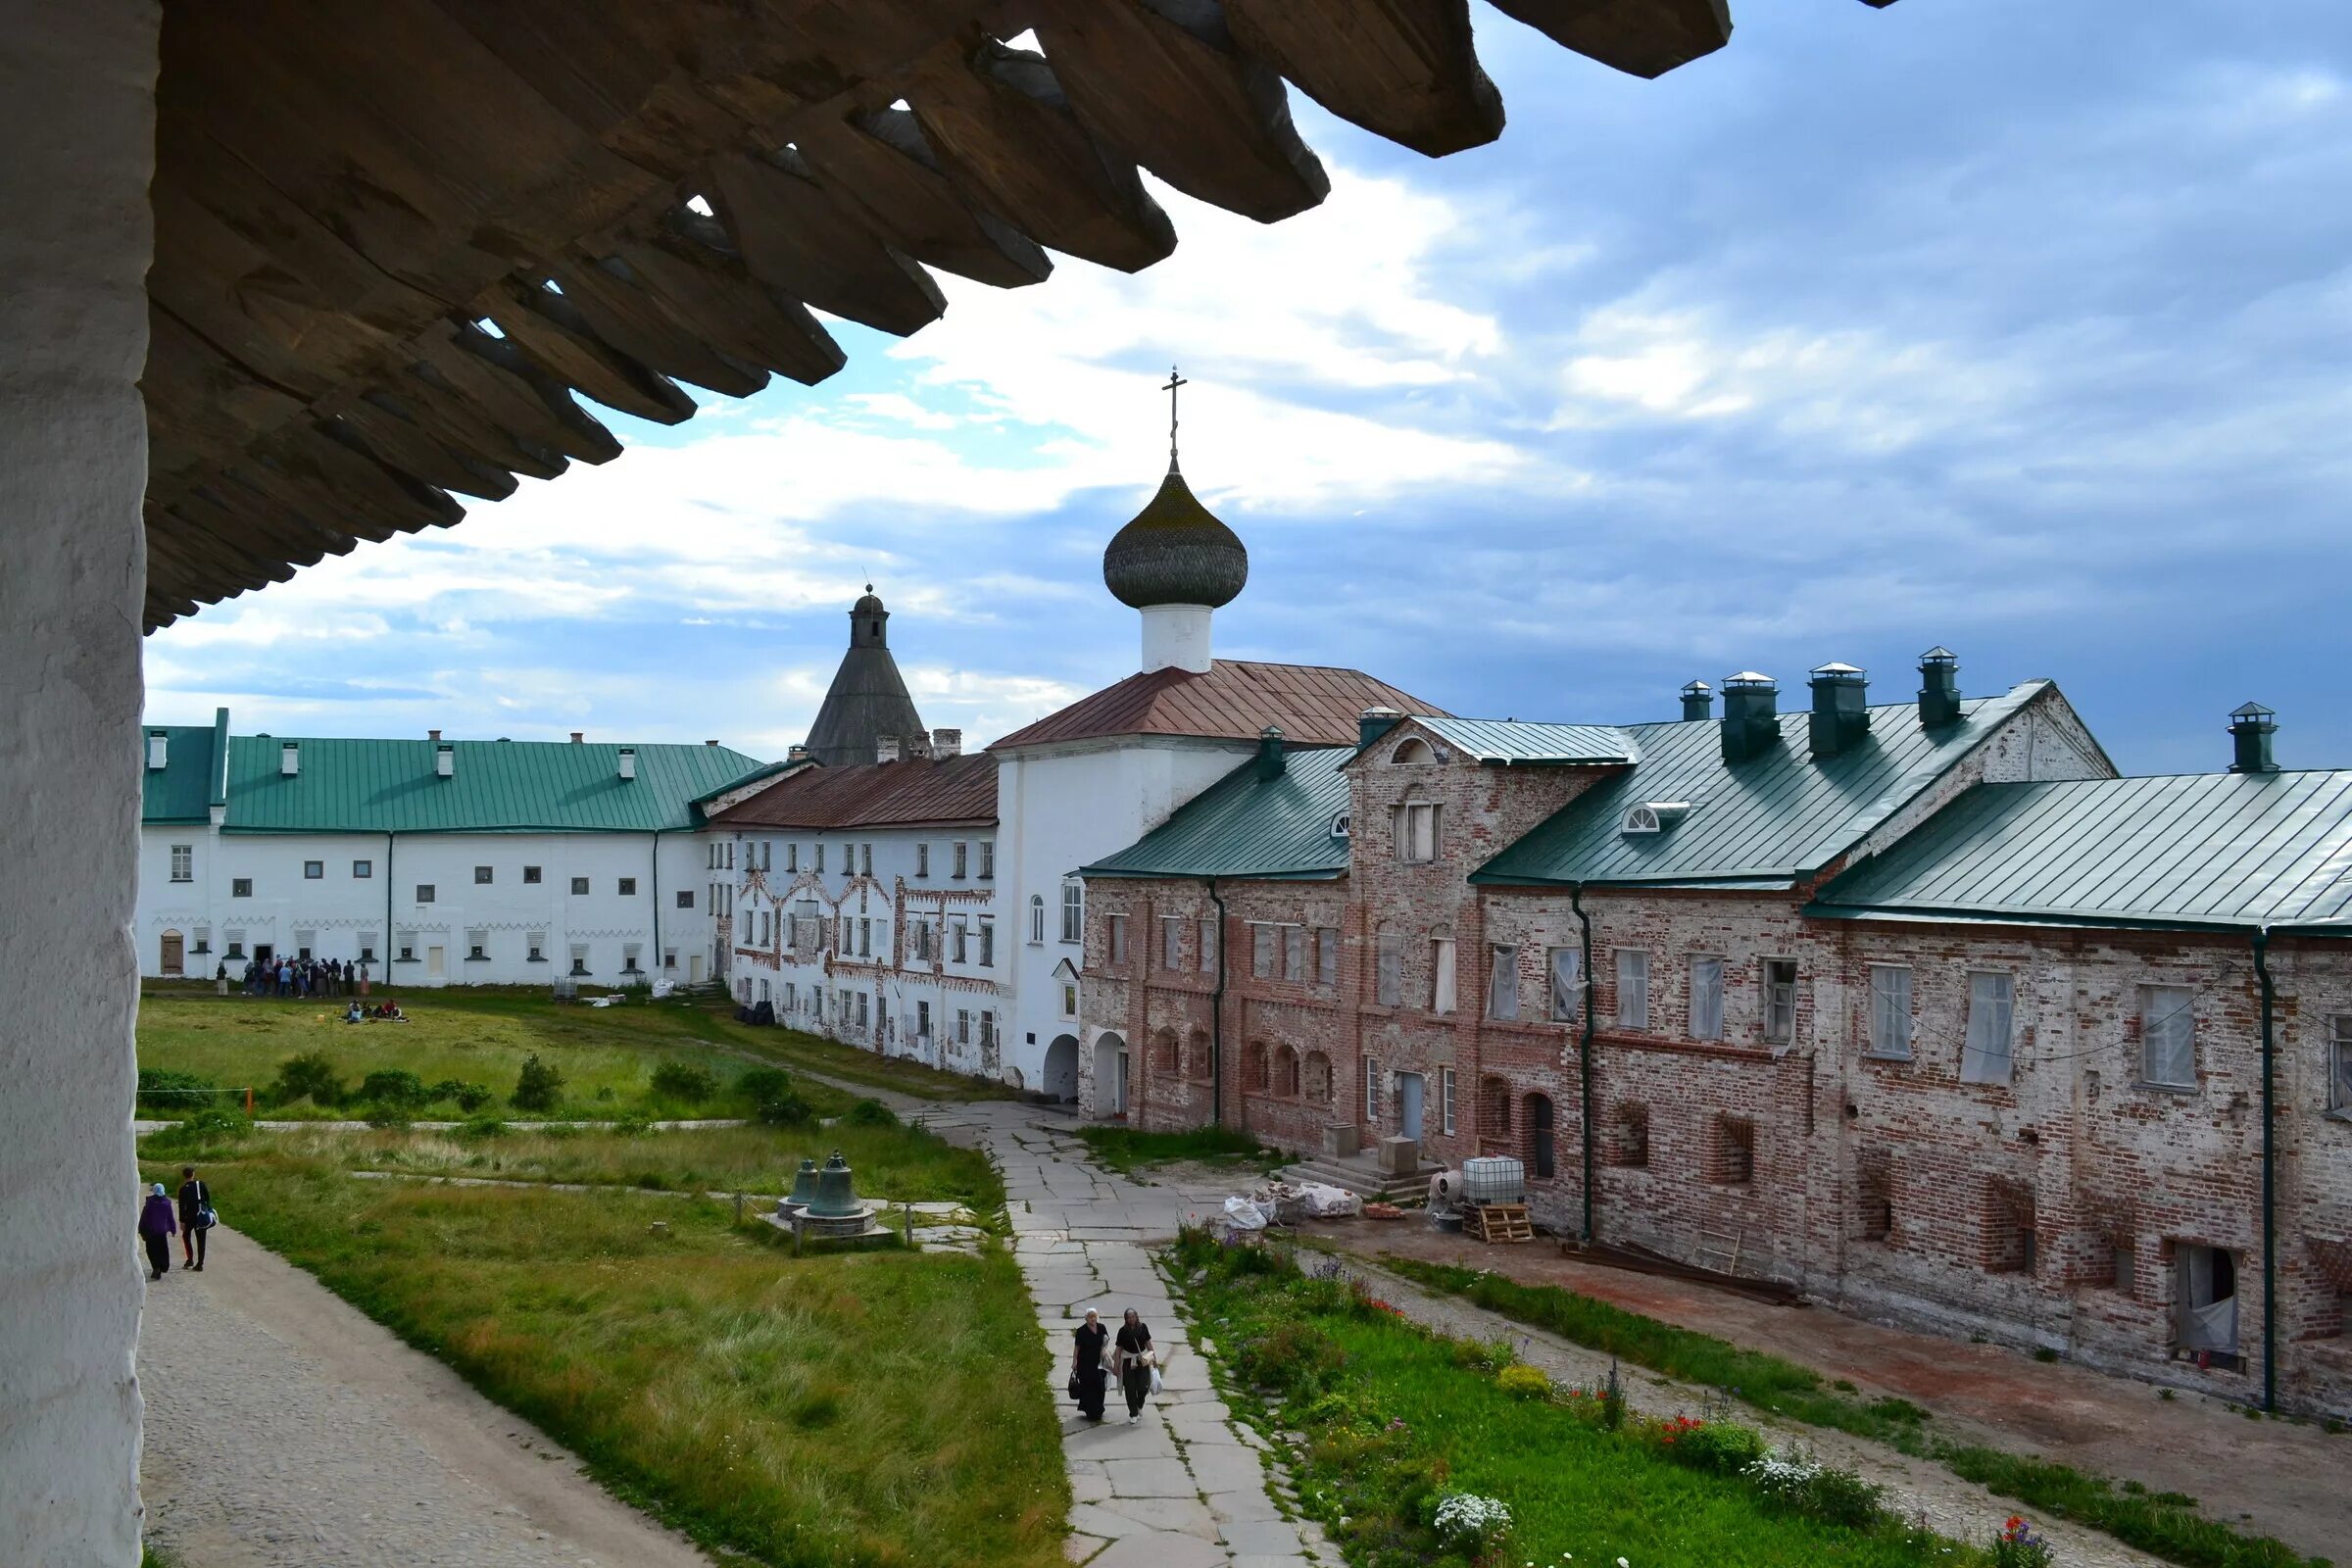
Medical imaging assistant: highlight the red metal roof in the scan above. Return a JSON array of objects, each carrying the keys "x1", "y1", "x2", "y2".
[
  {"x1": 708, "y1": 752, "x2": 997, "y2": 831},
  {"x1": 990, "y1": 661, "x2": 1443, "y2": 751}
]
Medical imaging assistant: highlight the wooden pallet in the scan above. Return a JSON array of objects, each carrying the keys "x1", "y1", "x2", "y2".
[{"x1": 1471, "y1": 1203, "x2": 1534, "y2": 1244}]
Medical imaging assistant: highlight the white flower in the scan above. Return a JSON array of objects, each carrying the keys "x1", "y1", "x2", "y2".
[{"x1": 1617, "y1": 1559, "x2": 1631, "y2": 1568}]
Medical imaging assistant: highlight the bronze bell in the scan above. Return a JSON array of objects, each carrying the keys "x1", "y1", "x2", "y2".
[
  {"x1": 786, "y1": 1157, "x2": 819, "y2": 1209},
  {"x1": 807, "y1": 1149, "x2": 861, "y2": 1219}
]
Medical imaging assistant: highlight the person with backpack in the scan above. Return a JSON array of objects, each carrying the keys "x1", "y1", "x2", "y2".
[
  {"x1": 137, "y1": 1184, "x2": 177, "y2": 1281},
  {"x1": 176, "y1": 1165, "x2": 215, "y2": 1271}
]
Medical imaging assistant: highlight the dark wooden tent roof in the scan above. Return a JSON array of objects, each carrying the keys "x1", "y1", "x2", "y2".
[{"x1": 139, "y1": 0, "x2": 1900, "y2": 632}]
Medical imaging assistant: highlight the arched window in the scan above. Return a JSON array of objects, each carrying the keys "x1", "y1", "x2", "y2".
[
  {"x1": 1245, "y1": 1041, "x2": 1270, "y2": 1093},
  {"x1": 1188, "y1": 1027, "x2": 1213, "y2": 1081},
  {"x1": 1302, "y1": 1051, "x2": 1333, "y2": 1103},
  {"x1": 1152, "y1": 1028, "x2": 1181, "y2": 1076},
  {"x1": 1391, "y1": 736, "x2": 1435, "y2": 765},
  {"x1": 1060, "y1": 879, "x2": 1084, "y2": 943},
  {"x1": 1029, "y1": 894, "x2": 1046, "y2": 945},
  {"x1": 1275, "y1": 1046, "x2": 1301, "y2": 1099}
]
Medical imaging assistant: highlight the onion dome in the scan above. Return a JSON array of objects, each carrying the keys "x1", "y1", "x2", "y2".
[{"x1": 1102, "y1": 462, "x2": 1250, "y2": 610}]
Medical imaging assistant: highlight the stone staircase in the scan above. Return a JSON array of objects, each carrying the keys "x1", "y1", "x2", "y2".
[{"x1": 1275, "y1": 1150, "x2": 1444, "y2": 1204}]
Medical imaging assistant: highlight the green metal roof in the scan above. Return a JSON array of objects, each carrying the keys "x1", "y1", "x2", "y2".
[
  {"x1": 1472, "y1": 684, "x2": 2047, "y2": 889},
  {"x1": 140, "y1": 711, "x2": 226, "y2": 824},
  {"x1": 143, "y1": 722, "x2": 765, "y2": 834},
  {"x1": 1399, "y1": 716, "x2": 1639, "y2": 766},
  {"x1": 1808, "y1": 770, "x2": 2352, "y2": 933},
  {"x1": 1081, "y1": 745, "x2": 1353, "y2": 882}
]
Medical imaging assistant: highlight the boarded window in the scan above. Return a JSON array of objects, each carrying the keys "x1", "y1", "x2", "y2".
[
  {"x1": 1961, "y1": 973, "x2": 2016, "y2": 1084},
  {"x1": 1162, "y1": 916, "x2": 1184, "y2": 970},
  {"x1": 1611, "y1": 1102, "x2": 1650, "y2": 1167},
  {"x1": 2332, "y1": 1017, "x2": 2352, "y2": 1115},
  {"x1": 1431, "y1": 939, "x2": 1457, "y2": 1015},
  {"x1": 1377, "y1": 929, "x2": 1404, "y2": 1006},
  {"x1": 2140, "y1": 985, "x2": 2195, "y2": 1087},
  {"x1": 1106, "y1": 914, "x2": 1128, "y2": 966},
  {"x1": 1283, "y1": 924, "x2": 1306, "y2": 982},
  {"x1": 1199, "y1": 918, "x2": 1217, "y2": 974},
  {"x1": 1398, "y1": 802, "x2": 1439, "y2": 862},
  {"x1": 1303, "y1": 1051, "x2": 1333, "y2": 1102},
  {"x1": 1275, "y1": 1047, "x2": 1300, "y2": 1098},
  {"x1": 1252, "y1": 923, "x2": 1276, "y2": 979},
  {"x1": 1489, "y1": 945, "x2": 1520, "y2": 1020},
  {"x1": 1615, "y1": 950, "x2": 1649, "y2": 1031},
  {"x1": 1856, "y1": 1149, "x2": 1893, "y2": 1241},
  {"x1": 1711, "y1": 1116, "x2": 1754, "y2": 1185},
  {"x1": 1548, "y1": 947, "x2": 1581, "y2": 1022},
  {"x1": 1762, "y1": 959, "x2": 1797, "y2": 1045},
  {"x1": 1689, "y1": 956, "x2": 1724, "y2": 1041},
  {"x1": 1984, "y1": 1180, "x2": 2036, "y2": 1274},
  {"x1": 1246, "y1": 1042, "x2": 1270, "y2": 1092},
  {"x1": 1153, "y1": 1031, "x2": 1181, "y2": 1075},
  {"x1": 1869, "y1": 966, "x2": 1914, "y2": 1057}
]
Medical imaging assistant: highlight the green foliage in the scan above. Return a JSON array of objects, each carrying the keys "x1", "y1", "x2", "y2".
[
  {"x1": 426, "y1": 1078, "x2": 493, "y2": 1112},
  {"x1": 1235, "y1": 1320, "x2": 1349, "y2": 1398},
  {"x1": 648, "y1": 1059, "x2": 718, "y2": 1103},
  {"x1": 846, "y1": 1097, "x2": 900, "y2": 1128},
  {"x1": 1664, "y1": 1420, "x2": 1769, "y2": 1478},
  {"x1": 270, "y1": 1050, "x2": 345, "y2": 1108},
  {"x1": 1073, "y1": 1124, "x2": 1282, "y2": 1175},
  {"x1": 1496, "y1": 1363, "x2": 1552, "y2": 1400},
  {"x1": 457, "y1": 1116, "x2": 508, "y2": 1139},
  {"x1": 509, "y1": 1053, "x2": 564, "y2": 1112},
  {"x1": 135, "y1": 1066, "x2": 220, "y2": 1110},
  {"x1": 357, "y1": 1068, "x2": 430, "y2": 1109},
  {"x1": 734, "y1": 1066, "x2": 794, "y2": 1105},
  {"x1": 1938, "y1": 1446, "x2": 2327, "y2": 1568},
  {"x1": 142, "y1": 1106, "x2": 253, "y2": 1155},
  {"x1": 1449, "y1": 1336, "x2": 1515, "y2": 1374},
  {"x1": 756, "y1": 1090, "x2": 814, "y2": 1127}
]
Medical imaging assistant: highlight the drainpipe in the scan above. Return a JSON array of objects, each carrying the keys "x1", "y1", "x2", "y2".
[
  {"x1": 2253, "y1": 926, "x2": 2278, "y2": 1414},
  {"x1": 1207, "y1": 878, "x2": 1228, "y2": 1129},
  {"x1": 1570, "y1": 882, "x2": 1597, "y2": 1245},
  {"x1": 383, "y1": 832, "x2": 394, "y2": 982},
  {"x1": 650, "y1": 830, "x2": 662, "y2": 981}
]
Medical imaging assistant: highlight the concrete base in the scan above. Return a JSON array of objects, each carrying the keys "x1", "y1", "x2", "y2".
[
  {"x1": 1320, "y1": 1122, "x2": 1361, "y2": 1158},
  {"x1": 1376, "y1": 1135, "x2": 1422, "y2": 1177},
  {"x1": 0, "y1": 2, "x2": 160, "y2": 1560}
]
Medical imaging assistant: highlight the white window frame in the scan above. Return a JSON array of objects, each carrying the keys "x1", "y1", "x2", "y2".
[
  {"x1": 1364, "y1": 1055, "x2": 1381, "y2": 1123},
  {"x1": 170, "y1": 844, "x2": 193, "y2": 882},
  {"x1": 1867, "y1": 964, "x2": 1915, "y2": 1059},
  {"x1": 466, "y1": 928, "x2": 489, "y2": 961},
  {"x1": 1614, "y1": 949, "x2": 1649, "y2": 1032},
  {"x1": 2139, "y1": 984, "x2": 2196, "y2": 1088},
  {"x1": 1440, "y1": 1066, "x2": 1457, "y2": 1136},
  {"x1": 953, "y1": 841, "x2": 968, "y2": 879},
  {"x1": 1431, "y1": 938, "x2": 1457, "y2": 1015},
  {"x1": 978, "y1": 840, "x2": 994, "y2": 879},
  {"x1": 1029, "y1": 895, "x2": 1047, "y2": 946},
  {"x1": 1060, "y1": 880, "x2": 1084, "y2": 943},
  {"x1": 1689, "y1": 955, "x2": 1725, "y2": 1042},
  {"x1": 978, "y1": 916, "x2": 995, "y2": 967},
  {"x1": 1761, "y1": 957, "x2": 1798, "y2": 1046},
  {"x1": 1960, "y1": 971, "x2": 2016, "y2": 1085},
  {"x1": 1398, "y1": 801, "x2": 1439, "y2": 863}
]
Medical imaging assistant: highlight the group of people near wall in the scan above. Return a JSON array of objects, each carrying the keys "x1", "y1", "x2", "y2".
[
  {"x1": 135, "y1": 1165, "x2": 216, "y2": 1282},
  {"x1": 224, "y1": 956, "x2": 365, "y2": 999}
]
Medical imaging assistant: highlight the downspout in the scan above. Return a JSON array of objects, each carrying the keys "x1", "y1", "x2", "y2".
[
  {"x1": 1570, "y1": 882, "x2": 1597, "y2": 1246},
  {"x1": 651, "y1": 829, "x2": 662, "y2": 982},
  {"x1": 1207, "y1": 877, "x2": 1228, "y2": 1130},
  {"x1": 383, "y1": 832, "x2": 394, "y2": 982},
  {"x1": 2253, "y1": 926, "x2": 2278, "y2": 1414}
]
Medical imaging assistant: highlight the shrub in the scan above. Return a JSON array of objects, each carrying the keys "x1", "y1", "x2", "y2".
[
  {"x1": 1744, "y1": 1448, "x2": 1884, "y2": 1529},
  {"x1": 135, "y1": 1067, "x2": 220, "y2": 1110},
  {"x1": 270, "y1": 1051, "x2": 344, "y2": 1107},
  {"x1": 846, "y1": 1098, "x2": 899, "y2": 1127},
  {"x1": 1429, "y1": 1493, "x2": 1512, "y2": 1555},
  {"x1": 449, "y1": 1082, "x2": 492, "y2": 1112},
  {"x1": 456, "y1": 1115, "x2": 507, "y2": 1139},
  {"x1": 144, "y1": 1107, "x2": 252, "y2": 1153},
  {"x1": 510, "y1": 1054, "x2": 564, "y2": 1112},
  {"x1": 1450, "y1": 1337, "x2": 1514, "y2": 1374},
  {"x1": 736, "y1": 1067, "x2": 794, "y2": 1105},
  {"x1": 1496, "y1": 1363, "x2": 1551, "y2": 1401},
  {"x1": 757, "y1": 1088, "x2": 814, "y2": 1126},
  {"x1": 357, "y1": 1069, "x2": 430, "y2": 1109},
  {"x1": 1236, "y1": 1320, "x2": 1348, "y2": 1397},
  {"x1": 611, "y1": 1112, "x2": 654, "y2": 1137},
  {"x1": 1662, "y1": 1418, "x2": 1768, "y2": 1477},
  {"x1": 649, "y1": 1060, "x2": 719, "y2": 1102}
]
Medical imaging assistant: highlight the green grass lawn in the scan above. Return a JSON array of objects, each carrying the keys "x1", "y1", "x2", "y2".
[
  {"x1": 1181, "y1": 1235, "x2": 1988, "y2": 1568},
  {"x1": 1073, "y1": 1125, "x2": 1286, "y2": 1176},
  {"x1": 138, "y1": 1123, "x2": 1058, "y2": 1568},
  {"x1": 137, "y1": 988, "x2": 1014, "y2": 1118}
]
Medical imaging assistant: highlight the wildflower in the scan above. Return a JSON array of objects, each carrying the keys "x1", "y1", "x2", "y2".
[{"x1": 1618, "y1": 1558, "x2": 1631, "y2": 1567}]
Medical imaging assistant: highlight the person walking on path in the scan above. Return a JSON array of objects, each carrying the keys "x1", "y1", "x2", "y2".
[
  {"x1": 138, "y1": 1183, "x2": 177, "y2": 1281},
  {"x1": 176, "y1": 1165, "x2": 213, "y2": 1271},
  {"x1": 1071, "y1": 1309, "x2": 1109, "y2": 1423},
  {"x1": 1112, "y1": 1309, "x2": 1154, "y2": 1425}
]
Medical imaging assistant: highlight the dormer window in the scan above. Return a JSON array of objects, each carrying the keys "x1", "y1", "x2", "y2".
[
  {"x1": 1330, "y1": 810, "x2": 1351, "y2": 840},
  {"x1": 1391, "y1": 737, "x2": 1436, "y2": 765},
  {"x1": 1621, "y1": 802, "x2": 1690, "y2": 836}
]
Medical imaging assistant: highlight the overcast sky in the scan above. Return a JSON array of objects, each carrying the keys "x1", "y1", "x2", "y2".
[{"x1": 147, "y1": 0, "x2": 2352, "y2": 775}]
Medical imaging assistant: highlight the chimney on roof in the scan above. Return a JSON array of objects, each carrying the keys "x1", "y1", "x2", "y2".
[
  {"x1": 2229, "y1": 703, "x2": 2279, "y2": 774},
  {"x1": 1807, "y1": 662, "x2": 1872, "y2": 760},
  {"x1": 570, "y1": 731, "x2": 584, "y2": 744},
  {"x1": 706, "y1": 739, "x2": 718, "y2": 747},
  {"x1": 1681, "y1": 681, "x2": 1713, "y2": 721},
  {"x1": 1918, "y1": 647, "x2": 1962, "y2": 729},
  {"x1": 1255, "y1": 725, "x2": 1287, "y2": 781},
  {"x1": 436, "y1": 743, "x2": 455, "y2": 779},
  {"x1": 617, "y1": 747, "x2": 637, "y2": 781},
  {"x1": 1359, "y1": 707, "x2": 1403, "y2": 751},
  {"x1": 932, "y1": 727, "x2": 962, "y2": 759},
  {"x1": 427, "y1": 728, "x2": 441, "y2": 742},
  {"x1": 280, "y1": 741, "x2": 300, "y2": 777},
  {"x1": 877, "y1": 736, "x2": 902, "y2": 764},
  {"x1": 787, "y1": 744, "x2": 810, "y2": 764},
  {"x1": 148, "y1": 731, "x2": 169, "y2": 770},
  {"x1": 1720, "y1": 672, "x2": 1780, "y2": 764}
]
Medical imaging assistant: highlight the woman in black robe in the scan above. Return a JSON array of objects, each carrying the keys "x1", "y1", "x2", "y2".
[
  {"x1": 1114, "y1": 1308, "x2": 1154, "y2": 1424},
  {"x1": 1071, "y1": 1308, "x2": 1109, "y2": 1421}
]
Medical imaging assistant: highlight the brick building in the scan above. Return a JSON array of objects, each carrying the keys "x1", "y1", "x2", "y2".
[{"x1": 1081, "y1": 663, "x2": 2352, "y2": 1415}]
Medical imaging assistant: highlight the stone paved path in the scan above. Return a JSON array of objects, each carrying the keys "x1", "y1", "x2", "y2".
[
  {"x1": 905, "y1": 1099, "x2": 1334, "y2": 1568},
  {"x1": 138, "y1": 1226, "x2": 715, "y2": 1568}
]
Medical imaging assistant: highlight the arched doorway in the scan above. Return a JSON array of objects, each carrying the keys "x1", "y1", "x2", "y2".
[
  {"x1": 159, "y1": 930, "x2": 183, "y2": 977},
  {"x1": 1526, "y1": 1093, "x2": 1556, "y2": 1181},
  {"x1": 1042, "y1": 1035, "x2": 1080, "y2": 1102},
  {"x1": 1092, "y1": 1032, "x2": 1128, "y2": 1117}
]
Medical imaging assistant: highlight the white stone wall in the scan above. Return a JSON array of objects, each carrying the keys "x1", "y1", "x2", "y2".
[
  {"x1": 0, "y1": 1, "x2": 158, "y2": 1557},
  {"x1": 135, "y1": 829, "x2": 719, "y2": 987}
]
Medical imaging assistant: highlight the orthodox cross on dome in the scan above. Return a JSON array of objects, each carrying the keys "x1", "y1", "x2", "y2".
[{"x1": 1162, "y1": 364, "x2": 1188, "y2": 468}]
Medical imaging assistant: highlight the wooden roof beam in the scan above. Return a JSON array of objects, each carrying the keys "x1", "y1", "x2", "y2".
[
  {"x1": 541, "y1": 257, "x2": 769, "y2": 399},
  {"x1": 473, "y1": 278, "x2": 700, "y2": 425},
  {"x1": 1222, "y1": 0, "x2": 1502, "y2": 158},
  {"x1": 1030, "y1": 0, "x2": 1331, "y2": 224},
  {"x1": 1487, "y1": 0, "x2": 1731, "y2": 79},
  {"x1": 323, "y1": 400, "x2": 519, "y2": 503},
  {"x1": 705, "y1": 150, "x2": 950, "y2": 336},
  {"x1": 370, "y1": 371, "x2": 567, "y2": 484},
  {"x1": 792, "y1": 108, "x2": 1054, "y2": 290},
  {"x1": 904, "y1": 37, "x2": 1179, "y2": 273},
  {"x1": 604, "y1": 224, "x2": 849, "y2": 388},
  {"x1": 422, "y1": 319, "x2": 624, "y2": 466},
  {"x1": 250, "y1": 425, "x2": 465, "y2": 542}
]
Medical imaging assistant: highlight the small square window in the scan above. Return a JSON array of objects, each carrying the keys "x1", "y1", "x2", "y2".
[
  {"x1": 473, "y1": 864, "x2": 493, "y2": 885},
  {"x1": 416, "y1": 884, "x2": 435, "y2": 904},
  {"x1": 231, "y1": 878, "x2": 253, "y2": 898},
  {"x1": 352, "y1": 859, "x2": 372, "y2": 879},
  {"x1": 304, "y1": 860, "x2": 323, "y2": 880},
  {"x1": 570, "y1": 876, "x2": 590, "y2": 896},
  {"x1": 617, "y1": 877, "x2": 637, "y2": 896},
  {"x1": 523, "y1": 865, "x2": 542, "y2": 884},
  {"x1": 676, "y1": 890, "x2": 694, "y2": 909}
]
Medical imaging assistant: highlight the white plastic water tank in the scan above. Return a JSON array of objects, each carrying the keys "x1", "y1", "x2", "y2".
[{"x1": 1463, "y1": 1155, "x2": 1525, "y2": 1205}]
